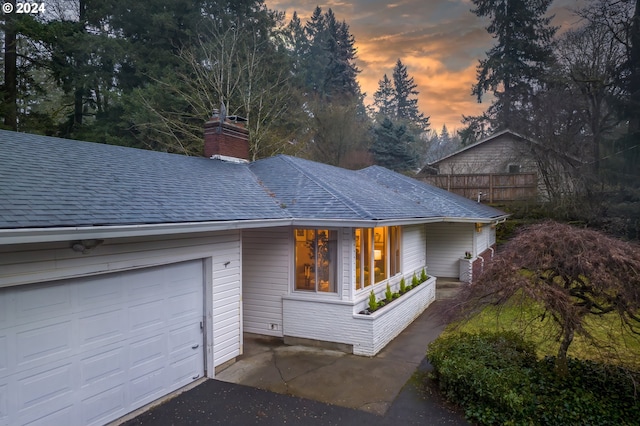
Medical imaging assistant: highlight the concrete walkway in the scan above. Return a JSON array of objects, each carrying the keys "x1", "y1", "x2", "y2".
[
  {"x1": 216, "y1": 301, "x2": 448, "y2": 415},
  {"x1": 121, "y1": 281, "x2": 468, "y2": 425}
]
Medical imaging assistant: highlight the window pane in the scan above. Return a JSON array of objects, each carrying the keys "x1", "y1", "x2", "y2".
[
  {"x1": 373, "y1": 227, "x2": 387, "y2": 283},
  {"x1": 295, "y1": 229, "x2": 314, "y2": 291},
  {"x1": 295, "y1": 229, "x2": 337, "y2": 293},
  {"x1": 317, "y1": 230, "x2": 337, "y2": 292},
  {"x1": 390, "y1": 226, "x2": 401, "y2": 276},
  {"x1": 364, "y1": 228, "x2": 372, "y2": 288}
]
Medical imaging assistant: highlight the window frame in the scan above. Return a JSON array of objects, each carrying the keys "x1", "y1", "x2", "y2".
[
  {"x1": 354, "y1": 226, "x2": 402, "y2": 292},
  {"x1": 293, "y1": 228, "x2": 339, "y2": 294}
]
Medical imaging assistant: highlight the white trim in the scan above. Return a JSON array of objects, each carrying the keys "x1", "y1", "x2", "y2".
[
  {"x1": 0, "y1": 219, "x2": 290, "y2": 245},
  {"x1": 0, "y1": 216, "x2": 510, "y2": 246},
  {"x1": 209, "y1": 154, "x2": 249, "y2": 164},
  {"x1": 203, "y1": 257, "x2": 215, "y2": 378}
]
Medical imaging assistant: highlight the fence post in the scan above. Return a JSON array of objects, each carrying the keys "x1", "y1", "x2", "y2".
[{"x1": 489, "y1": 174, "x2": 494, "y2": 203}]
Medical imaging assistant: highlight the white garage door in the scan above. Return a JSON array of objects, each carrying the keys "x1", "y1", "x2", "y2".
[{"x1": 0, "y1": 260, "x2": 205, "y2": 426}]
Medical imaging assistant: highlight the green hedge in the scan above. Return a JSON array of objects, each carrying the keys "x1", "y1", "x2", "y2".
[{"x1": 427, "y1": 331, "x2": 640, "y2": 425}]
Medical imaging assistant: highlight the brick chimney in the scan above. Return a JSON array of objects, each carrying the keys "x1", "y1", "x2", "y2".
[{"x1": 204, "y1": 111, "x2": 250, "y2": 162}]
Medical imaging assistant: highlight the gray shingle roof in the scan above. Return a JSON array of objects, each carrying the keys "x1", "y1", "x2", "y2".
[
  {"x1": 357, "y1": 165, "x2": 506, "y2": 220},
  {"x1": 0, "y1": 130, "x2": 506, "y2": 230},
  {"x1": 249, "y1": 155, "x2": 431, "y2": 220},
  {"x1": 0, "y1": 130, "x2": 287, "y2": 228}
]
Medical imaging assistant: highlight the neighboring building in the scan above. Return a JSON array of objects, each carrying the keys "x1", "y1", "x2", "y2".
[
  {"x1": 425, "y1": 129, "x2": 538, "y2": 176},
  {"x1": 0, "y1": 118, "x2": 507, "y2": 426},
  {"x1": 421, "y1": 129, "x2": 584, "y2": 203}
]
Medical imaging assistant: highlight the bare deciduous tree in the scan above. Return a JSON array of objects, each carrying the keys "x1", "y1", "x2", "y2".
[
  {"x1": 450, "y1": 221, "x2": 640, "y2": 374},
  {"x1": 133, "y1": 18, "x2": 303, "y2": 159}
]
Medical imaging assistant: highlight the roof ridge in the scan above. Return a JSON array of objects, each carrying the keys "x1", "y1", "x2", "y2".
[{"x1": 280, "y1": 156, "x2": 379, "y2": 220}]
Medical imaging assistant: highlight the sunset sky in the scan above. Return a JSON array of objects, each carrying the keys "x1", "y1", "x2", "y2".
[{"x1": 266, "y1": 0, "x2": 586, "y2": 133}]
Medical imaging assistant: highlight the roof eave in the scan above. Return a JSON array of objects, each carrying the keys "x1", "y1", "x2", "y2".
[
  {"x1": 0, "y1": 213, "x2": 511, "y2": 245},
  {"x1": 0, "y1": 218, "x2": 293, "y2": 245}
]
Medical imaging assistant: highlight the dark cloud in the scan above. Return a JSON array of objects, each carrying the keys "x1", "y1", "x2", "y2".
[{"x1": 267, "y1": 0, "x2": 586, "y2": 131}]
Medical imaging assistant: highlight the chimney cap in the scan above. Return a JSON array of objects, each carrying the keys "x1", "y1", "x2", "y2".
[{"x1": 210, "y1": 110, "x2": 247, "y2": 123}]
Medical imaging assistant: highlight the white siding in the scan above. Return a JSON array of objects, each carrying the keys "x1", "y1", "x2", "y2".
[
  {"x1": 402, "y1": 225, "x2": 427, "y2": 276},
  {"x1": 426, "y1": 223, "x2": 473, "y2": 277},
  {"x1": 0, "y1": 231, "x2": 242, "y2": 371},
  {"x1": 474, "y1": 224, "x2": 491, "y2": 254},
  {"x1": 242, "y1": 227, "x2": 290, "y2": 337}
]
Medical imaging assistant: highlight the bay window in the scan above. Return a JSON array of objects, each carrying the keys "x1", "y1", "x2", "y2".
[
  {"x1": 355, "y1": 226, "x2": 401, "y2": 290},
  {"x1": 294, "y1": 229, "x2": 338, "y2": 293}
]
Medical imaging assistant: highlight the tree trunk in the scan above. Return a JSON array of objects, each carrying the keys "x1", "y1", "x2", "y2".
[
  {"x1": 3, "y1": 0, "x2": 17, "y2": 131},
  {"x1": 628, "y1": 0, "x2": 640, "y2": 136},
  {"x1": 556, "y1": 325, "x2": 574, "y2": 376}
]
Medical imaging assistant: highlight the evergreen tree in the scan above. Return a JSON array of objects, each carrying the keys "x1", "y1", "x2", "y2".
[
  {"x1": 370, "y1": 117, "x2": 418, "y2": 172},
  {"x1": 373, "y1": 74, "x2": 395, "y2": 118},
  {"x1": 471, "y1": 0, "x2": 557, "y2": 128},
  {"x1": 293, "y1": 6, "x2": 360, "y2": 100},
  {"x1": 440, "y1": 124, "x2": 451, "y2": 145},
  {"x1": 285, "y1": 12, "x2": 306, "y2": 73},
  {"x1": 392, "y1": 59, "x2": 428, "y2": 129}
]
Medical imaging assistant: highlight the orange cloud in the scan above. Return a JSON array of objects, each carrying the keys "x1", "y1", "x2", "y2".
[{"x1": 266, "y1": 0, "x2": 584, "y2": 133}]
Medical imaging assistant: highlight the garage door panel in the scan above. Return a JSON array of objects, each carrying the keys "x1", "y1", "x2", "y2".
[
  {"x1": 126, "y1": 269, "x2": 166, "y2": 298},
  {"x1": 168, "y1": 291, "x2": 202, "y2": 321},
  {"x1": 80, "y1": 345, "x2": 127, "y2": 386},
  {"x1": 169, "y1": 352, "x2": 202, "y2": 386},
  {"x1": 14, "y1": 284, "x2": 72, "y2": 324},
  {"x1": 129, "y1": 299, "x2": 166, "y2": 332},
  {"x1": 129, "y1": 367, "x2": 165, "y2": 407},
  {"x1": 0, "y1": 335, "x2": 7, "y2": 379},
  {"x1": 168, "y1": 322, "x2": 200, "y2": 353},
  {"x1": 129, "y1": 333, "x2": 166, "y2": 371},
  {"x1": 0, "y1": 383, "x2": 7, "y2": 422},
  {"x1": 1, "y1": 260, "x2": 205, "y2": 426},
  {"x1": 81, "y1": 384, "x2": 125, "y2": 426},
  {"x1": 21, "y1": 403, "x2": 74, "y2": 426},
  {"x1": 16, "y1": 320, "x2": 73, "y2": 368},
  {"x1": 78, "y1": 307, "x2": 126, "y2": 348},
  {"x1": 0, "y1": 294, "x2": 8, "y2": 329},
  {"x1": 76, "y1": 276, "x2": 123, "y2": 309},
  {"x1": 17, "y1": 362, "x2": 74, "y2": 413}
]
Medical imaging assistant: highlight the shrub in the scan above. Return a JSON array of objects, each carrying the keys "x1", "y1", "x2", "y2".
[
  {"x1": 368, "y1": 290, "x2": 377, "y2": 312},
  {"x1": 427, "y1": 331, "x2": 538, "y2": 424},
  {"x1": 411, "y1": 273, "x2": 419, "y2": 287},
  {"x1": 428, "y1": 331, "x2": 640, "y2": 425},
  {"x1": 532, "y1": 357, "x2": 640, "y2": 425},
  {"x1": 385, "y1": 283, "x2": 393, "y2": 301},
  {"x1": 420, "y1": 268, "x2": 428, "y2": 282},
  {"x1": 399, "y1": 277, "x2": 406, "y2": 294}
]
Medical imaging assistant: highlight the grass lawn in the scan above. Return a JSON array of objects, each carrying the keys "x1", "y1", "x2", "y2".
[{"x1": 444, "y1": 297, "x2": 640, "y2": 370}]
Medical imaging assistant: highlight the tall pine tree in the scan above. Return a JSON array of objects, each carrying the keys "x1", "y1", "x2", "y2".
[
  {"x1": 471, "y1": 0, "x2": 557, "y2": 129},
  {"x1": 392, "y1": 59, "x2": 428, "y2": 129},
  {"x1": 373, "y1": 74, "x2": 395, "y2": 118},
  {"x1": 292, "y1": 6, "x2": 360, "y2": 100}
]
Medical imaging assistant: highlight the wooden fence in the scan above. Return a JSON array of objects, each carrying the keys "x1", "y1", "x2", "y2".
[{"x1": 418, "y1": 173, "x2": 537, "y2": 203}]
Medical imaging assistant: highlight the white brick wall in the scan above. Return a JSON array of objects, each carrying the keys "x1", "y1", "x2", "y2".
[{"x1": 283, "y1": 276, "x2": 436, "y2": 356}]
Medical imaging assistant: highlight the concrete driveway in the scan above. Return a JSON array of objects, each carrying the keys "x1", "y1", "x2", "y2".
[{"x1": 120, "y1": 284, "x2": 468, "y2": 425}]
